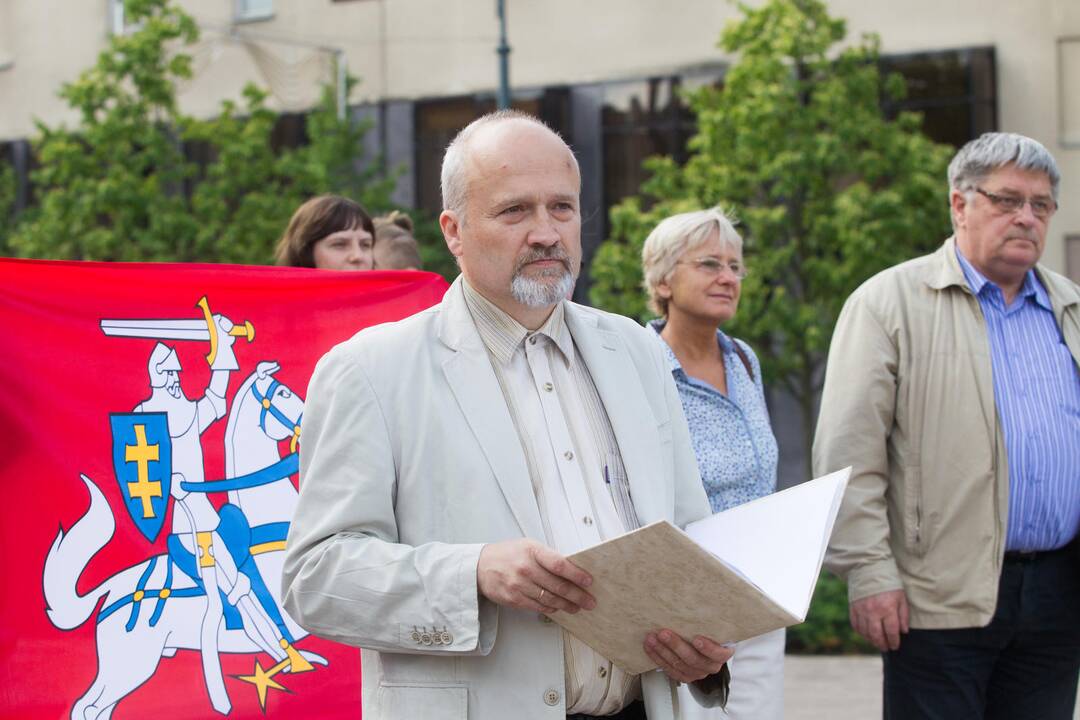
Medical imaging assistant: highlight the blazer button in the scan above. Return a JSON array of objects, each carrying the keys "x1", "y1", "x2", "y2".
[
  {"x1": 543, "y1": 689, "x2": 560, "y2": 706},
  {"x1": 440, "y1": 630, "x2": 453, "y2": 644}
]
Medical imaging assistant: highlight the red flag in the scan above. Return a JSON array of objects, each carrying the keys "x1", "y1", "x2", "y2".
[{"x1": 0, "y1": 258, "x2": 449, "y2": 719}]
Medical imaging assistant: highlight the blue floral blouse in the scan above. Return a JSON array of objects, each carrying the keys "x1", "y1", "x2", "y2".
[{"x1": 648, "y1": 320, "x2": 779, "y2": 513}]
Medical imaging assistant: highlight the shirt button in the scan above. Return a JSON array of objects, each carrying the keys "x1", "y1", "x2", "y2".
[
  {"x1": 529, "y1": 335, "x2": 538, "y2": 345},
  {"x1": 544, "y1": 689, "x2": 560, "y2": 706},
  {"x1": 543, "y1": 382, "x2": 554, "y2": 392},
  {"x1": 583, "y1": 516, "x2": 593, "y2": 526},
  {"x1": 564, "y1": 450, "x2": 574, "y2": 461},
  {"x1": 598, "y1": 666, "x2": 608, "y2": 678}
]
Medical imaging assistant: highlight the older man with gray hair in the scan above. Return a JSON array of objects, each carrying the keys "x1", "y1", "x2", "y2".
[{"x1": 814, "y1": 132, "x2": 1080, "y2": 719}]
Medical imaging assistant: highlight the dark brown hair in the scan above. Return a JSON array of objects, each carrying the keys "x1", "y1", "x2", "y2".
[{"x1": 274, "y1": 194, "x2": 375, "y2": 268}]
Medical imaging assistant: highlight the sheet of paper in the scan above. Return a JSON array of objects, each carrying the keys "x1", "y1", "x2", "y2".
[{"x1": 683, "y1": 467, "x2": 851, "y2": 619}]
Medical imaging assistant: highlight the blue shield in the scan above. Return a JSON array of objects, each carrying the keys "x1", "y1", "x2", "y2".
[{"x1": 111, "y1": 413, "x2": 172, "y2": 542}]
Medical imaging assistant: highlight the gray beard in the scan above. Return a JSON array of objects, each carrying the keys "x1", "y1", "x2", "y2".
[{"x1": 511, "y1": 269, "x2": 574, "y2": 308}]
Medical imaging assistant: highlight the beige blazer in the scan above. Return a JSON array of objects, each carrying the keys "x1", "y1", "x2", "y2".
[
  {"x1": 282, "y1": 277, "x2": 714, "y2": 720},
  {"x1": 814, "y1": 238, "x2": 1080, "y2": 628}
]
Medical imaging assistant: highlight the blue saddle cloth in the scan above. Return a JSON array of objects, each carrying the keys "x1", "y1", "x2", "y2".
[{"x1": 166, "y1": 504, "x2": 293, "y2": 641}]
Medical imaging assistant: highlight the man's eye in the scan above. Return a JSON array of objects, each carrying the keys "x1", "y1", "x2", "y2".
[
  {"x1": 1032, "y1": 200, "x2": 1052, "y2": 214},
  {"x1": 500, "y1": 205, "x2": 524, "y2": 215}
]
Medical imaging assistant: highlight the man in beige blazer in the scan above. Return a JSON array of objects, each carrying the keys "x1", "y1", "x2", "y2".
[{"x1": 282, "y1": 111, "x2": 733, "y2": 720}]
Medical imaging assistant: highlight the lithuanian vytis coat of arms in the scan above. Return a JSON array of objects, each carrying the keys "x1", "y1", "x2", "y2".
[{"x1": 42, "y1": 297, "x2": 326, "y2": 718}]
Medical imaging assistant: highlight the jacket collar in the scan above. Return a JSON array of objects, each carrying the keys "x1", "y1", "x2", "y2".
[
  {"x1": 437, "y1": 275, "x2": 669, "y2": 532},
  {"x1": 926, "y1": 236, "x2": 1080, "y2": 312}
]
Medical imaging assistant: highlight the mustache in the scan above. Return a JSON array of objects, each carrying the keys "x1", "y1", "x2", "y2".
[{"x1": 514, "y1": 246, "x2": 571, "y2": 273}]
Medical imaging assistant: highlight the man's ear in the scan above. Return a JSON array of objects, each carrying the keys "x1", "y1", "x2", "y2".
[
  {"x1": 440, "y1": 210, "x2": 464, "y2": 259},
  {"x1": 950, "y1": 189, "x2": 968, "y2": 231}
]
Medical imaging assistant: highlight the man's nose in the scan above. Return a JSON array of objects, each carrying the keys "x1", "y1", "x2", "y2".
[
  {"x1": 527, "y1": 211, "x2": 561, "y2": 246},
  {"x1": 1014, "y1": 201, "x2": 1038, "y2": 226}
]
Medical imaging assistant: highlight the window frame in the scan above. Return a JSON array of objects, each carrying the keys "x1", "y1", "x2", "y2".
[{"x1": 234, "y1": 0, "x2": 275, "y2": 24}]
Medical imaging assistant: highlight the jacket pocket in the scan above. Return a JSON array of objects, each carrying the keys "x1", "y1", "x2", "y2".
[
  {"x1": 901, "y1": 466, "x2": 927, "y2": 557},
  {"x1": 376, "y1": 682, "x2": 467, "y2": 720}
]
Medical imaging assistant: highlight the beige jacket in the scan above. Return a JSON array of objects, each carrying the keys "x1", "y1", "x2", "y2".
[
  {"x1": 814, "y1": 238, "x2": 1080, "y2": 628},
  {"x1": 281, "y1": 278, "x2": 715, "y2": 720}
]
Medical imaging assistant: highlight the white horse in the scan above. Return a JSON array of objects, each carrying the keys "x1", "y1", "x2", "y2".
[{"x1": 42, "y1": 362, "x2": 323, "y2": 719}]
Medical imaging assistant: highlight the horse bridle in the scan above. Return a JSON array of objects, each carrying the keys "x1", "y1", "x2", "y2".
[{"x1": 249, "y1": 379, "x2": 303, "y2": 453}]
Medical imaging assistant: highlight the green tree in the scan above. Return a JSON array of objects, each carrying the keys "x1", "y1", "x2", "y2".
[
  {"x1": 9, "y1": 0, "x2": 397, "y2": 264},
  {"x1": 589, "y1": 0, "x2": 952, "y2": 465},
  {"x1": 10, "y1": 0, "x2": 198, "y2": 260},
  {"x1": 0, "y1": 162, "x2": 15, "y2": 255}
]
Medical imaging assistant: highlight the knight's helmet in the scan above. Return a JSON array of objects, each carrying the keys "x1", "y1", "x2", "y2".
[{"x1": 148, "y1": 342, "x2": 181, "y2": 387}]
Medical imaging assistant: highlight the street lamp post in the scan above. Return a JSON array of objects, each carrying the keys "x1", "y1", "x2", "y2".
[{"x1": 496, "y1": 0, "x2": 511, "y2": 109}]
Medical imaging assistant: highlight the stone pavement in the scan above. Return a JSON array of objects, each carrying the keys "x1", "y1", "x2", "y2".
[
  {"x1": 784, "y1": 655, "x2": 882, "y2": 720},
  {"x1": 783, "y1": 654, "x2": 1080, "y2": 720}
]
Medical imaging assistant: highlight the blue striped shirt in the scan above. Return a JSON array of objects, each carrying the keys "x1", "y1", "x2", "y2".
[
  {"x1": 955, "y1": 248, "x2": 1080, "y2": 551},
  {"x1": 648, "y1": 321, "x2": 778, "y2": 513}
]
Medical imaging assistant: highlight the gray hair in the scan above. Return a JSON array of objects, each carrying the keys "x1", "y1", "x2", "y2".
[
  {"x1": 948, "y1": 132, "x2": 1060, "y2": 201},
  {"x1": 439, "y1": 109, "x2": 579, "y2": 216},
  {"x1": 641, "y1": 207, "x2": 743, "y2": 317}
]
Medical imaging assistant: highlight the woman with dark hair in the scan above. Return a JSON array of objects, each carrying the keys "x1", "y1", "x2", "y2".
[{"x1": 275, "y1": 194, "x2": 376, "y2": 270}]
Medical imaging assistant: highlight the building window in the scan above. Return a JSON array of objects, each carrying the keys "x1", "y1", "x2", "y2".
[
  {"x1": 1067, "y1": 235, "x2": 1080, "y2": 284},
  {"x1": 881, "y1": 46, "x2": 997, "y2": 149},
  {"x1": 600, "y1": 76, "x2": 700, "y2": 236},
  {"x1": 236, "y1": 0, "x2": 274, "y2": 22},
  {"x1": 1058, "y1": 37, "x2": 1080, "y2": 148},
  {"x1": 413, "y1": 91, "x2": 568, "y2": 217},
  {"x1": 106, "y1": 0, "x2": 140, "y2": 36}
]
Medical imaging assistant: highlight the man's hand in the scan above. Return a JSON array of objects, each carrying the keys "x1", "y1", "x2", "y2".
[
  {"x1": 850, "y1": 589, "x2": 909, "y2": 651},
  {"x1": 644, "y1": 630, "x2": 734, "y2": 684},
  {"x1": 476, "y1": 539, "x2": 596, "y2": 614}
]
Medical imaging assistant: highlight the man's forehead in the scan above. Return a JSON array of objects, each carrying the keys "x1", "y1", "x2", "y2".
[
  {"x1": 984, "y1": 164, "x2": 1053, "y2": 194},
  {"x1": 465, "y1": 121, "x2": 577, "y2": 171}
]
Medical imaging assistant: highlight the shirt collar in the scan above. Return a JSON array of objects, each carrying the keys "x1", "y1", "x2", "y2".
[
  {"x1": 647, "y1": 319, "x2": 735, "y2": 373},
  {"x1": 461, "y1": 278, "x2": 573, "y2": 365},
  {"x1": 954, "y1": 245, "x2": 1050, "y2": 310}
]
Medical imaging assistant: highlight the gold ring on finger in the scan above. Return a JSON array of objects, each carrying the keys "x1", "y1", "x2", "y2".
[{"x1": 538, "y1": 588, "x2": 547, "y2": 605}]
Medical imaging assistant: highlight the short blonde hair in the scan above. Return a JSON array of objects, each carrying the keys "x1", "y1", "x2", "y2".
[{"x1": 641, "y1": 208, "x2": 743, "y2": 317}]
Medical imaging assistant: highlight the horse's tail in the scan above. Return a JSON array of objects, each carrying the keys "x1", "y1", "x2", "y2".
[{"x1": 43, "y1": 474, "x2": 116, "y2": 630}]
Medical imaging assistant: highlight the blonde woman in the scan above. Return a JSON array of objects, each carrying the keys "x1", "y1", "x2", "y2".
[{"x1": 642, "y1": 208, "x2": 783, "y2": 720}]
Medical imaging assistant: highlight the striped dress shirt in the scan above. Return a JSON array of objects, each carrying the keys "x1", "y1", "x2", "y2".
[
  {"x1": 955, "y1": 248, "x2": 1080, "y2": 552},
  {"x1": 461, "y1": 280, "x2": 641, "y2": 715}
]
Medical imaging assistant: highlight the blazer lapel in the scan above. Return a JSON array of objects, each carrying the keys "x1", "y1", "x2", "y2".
[
  {"x1": 566, "y1": 305, "x2": 667, "y2": 527},
  {"x1": 438, "y1": 279, "x2": 546, "y2": 542}
]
